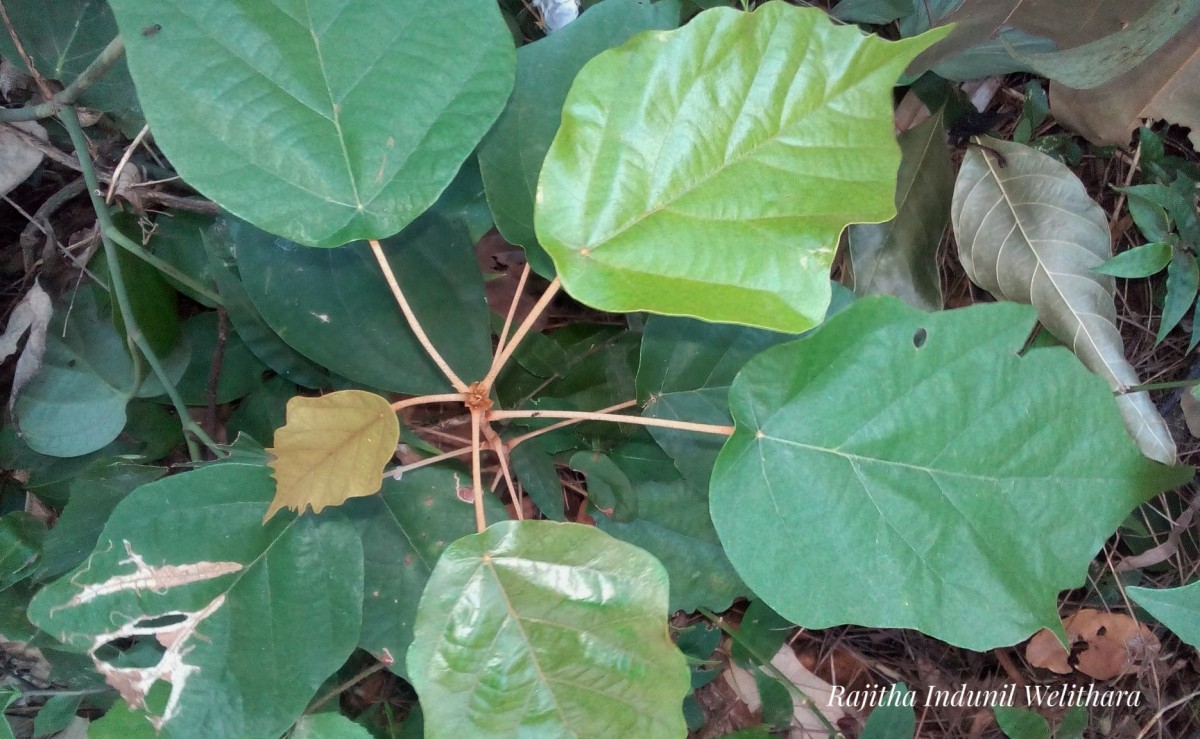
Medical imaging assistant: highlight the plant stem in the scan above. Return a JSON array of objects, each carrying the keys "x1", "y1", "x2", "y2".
[
  {"x1": 471, "y1": 410, "x2": 487, "y2": 533},
  {"x1": 103, "y1": 224, "x2": 223, "y2": 306},
  {"x1": 507, "y1": 400, "x2": 637, "y2": 450},
  {"x1": 494, "y1": 261, "x2": 531, "y2": 358},
  {"x1": 482, "y1": 422, "x2": 521, "y2": 520},
  {"x1": 61, "y1": 106, "x2": 221, "y2": 461},
  {"x1": 368, "y1": 239, "x2": 469, "y2": 393},
  {"x1": 0, "y1": 35, "x2": 126, "y2": 122},
  {"x1": 488, "y1": 408, "x2": 734, "y2": 437},
  {"x1": 388, "y1": 445, "x2": 473, "y2": 477},
  {"x1": 390, "y1": 393, "x2": 464, "y2": 412},
  {"x1": 483, "y1": 277, "x2": 560, "y2": 387},
  {"x1": 1123, "y1": 378, "x2": 1200, "y2": 393}
]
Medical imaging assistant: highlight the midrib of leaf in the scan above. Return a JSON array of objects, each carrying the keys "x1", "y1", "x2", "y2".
[
  {"x1": 979, "y1": 154, "x2": 1116, "y2": 384},
  {"x1": 302, "y1": 0, "x2": 363, "y2": 213}
]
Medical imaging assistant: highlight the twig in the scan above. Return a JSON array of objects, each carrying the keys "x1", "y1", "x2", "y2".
[
  {"x1": 483, "y1": 277, "x2": 560, "y2": 387},
  {"x1": 0, "y1": 0, "x2": 53, "y2": 100},
  {"x1": 387, "y1": 445, "x2": 473, "y2": 477},
  {"x1": 18, "y1": 175, "x2": 86, "y2": 267},
  {"x1": 368, "y1": 239, "x2": 468, "y2": 393},
  {"x1": 1109, "y1": 138, "x2": 1143, "y2": 234},
  {"x1": 0, "y1": 35, "x2": 126, "y2": 122},
  {"x1": 494, "y1": 261, "x2": 531, "y2": 358},
  {"x1": 471, "y1": 410, "x2": 487, "y2": 532},
  {"x1": 507, "y1": 400, "x2": 637, "y2": 450},
  {"x1": 305, "y1": 661, "x2": 388, "y2": 714},
  {"x1": 482, "y1": 423, "x2": 521, "y2": 520},
  {"x1": 488, "y1": 408, "x2": 734, "y2": 437},
  {"x1": 60, "y1": 106, "x2": 221, "y2": 462},
  {"x1": 1123, "y1": 378, "x2": 1200, "y2": 393},
  {"x1": 390, "y1": 393, "x2": 464, "y2": 412},
  {"x1": 105, "y1": 123, "x2": 151, "y2": 204},
  {"x1": 1135, "y1": 690, "x2": 1200, "y2": 739}
]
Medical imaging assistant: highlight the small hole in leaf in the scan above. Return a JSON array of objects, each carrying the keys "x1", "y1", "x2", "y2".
[
  {"x1": 135, "y1": 613, "x2": 188, "y2": 629},
  {"x1": 912, "y1": 328, "x2": 928, "y2": 348}
]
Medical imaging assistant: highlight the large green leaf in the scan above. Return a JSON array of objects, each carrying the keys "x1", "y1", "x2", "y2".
[
  {"x1": 596, "y1": 437, "x2": 745, "y2": 613},
  {"x1": 1128, "y1": 581, "x2": 1200, "y2": 649},
  {"x1": 848, "y1": 114, "x2": 952, "y2": 311},
  {"x1": 535, "y1": 3, "x2": 948, "y2": 332},
  {"x1": 710, "y1": 298, "x2": 1189, "y2": 650},
  {"x1": 27, "y1": 463, "x2": 363, "y2": 739},
  {"x1": 952, "y1": 137, "x2": 1176, "y2": 465},
  {"x1": 231, "y1": 214, "x2": 492, "y2": 394},
  {"x1": 12, "y1": 285, "x2": 132, "y2": 457},
  {"x1": 407, "y1": 520, "x2": 689, "y2": 738},
  {"x1": 106, "y1": 0, "x2": 515, "y2": 247},
  {"x1": 479, "y1": 0, "x2": 681, "y2": 275},
  {"x1": 347, "y1": 466, "x2": 506, "y2": 678}
]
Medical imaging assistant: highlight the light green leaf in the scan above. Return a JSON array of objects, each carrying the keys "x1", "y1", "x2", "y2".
[
  {"x1": 536, "y1": 3, "x2": 948, "y2": 332},
  {"x1": 1128, "y1": 580, "x2": 1200, "y2": 649},
  {"x1": 1000, "y1": 0, "x2": 1200, "y2": 89},
  {"x1": 849, "y1": 114, "x2": 952, "y2": 311},
  {"x1": 292, "y1": 713, "x2": 373, "y2": 739},
  {"x1": 710, "y1": 298, "x2": 1190, "y2": 650},
  {"x1": 993, "y1": 706, "x2": 1050, "y2": 739},
  {"x1": 479, "y1": 0, "x2": 681, "y2": 275},
  {"x1": 952, "y1": 137, "x2": 1176, "y2": 464},
  {"x1": 347, "y1": 465, "x2": 506, "y2": 678},
  {"x1": 267, "y1": 390, "x2": 400, "y2": 520},
  {"x1": 27, "y1": 463, "x2": 362, "y2": 739},
  {"x1": 407, "y1": 520, "x2": 689, "y2": 738},
  {"x1": 232, "y1": 214, "x2": 492, "y2": 394},
  {"x1": 106, "y1": 0, "x2": 515, "y2": 247},
  {"x1": 13, "y1": 284, "x2": 132, "y2": 457},
  {"x1": 1093, "y1": 243, "x2": 1172, "y2": 278}
]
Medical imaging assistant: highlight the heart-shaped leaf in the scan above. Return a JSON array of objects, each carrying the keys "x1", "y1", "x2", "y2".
[
  {"x1": 27, "y1": 463, "x2": 362, "y2": 739},
  {"x1": 952, "y1": 137, "x2": 1176, "y2": 464},
  {"x1": 536, "y1": 3, "x2": 948, "y2": 332},
  {"x1": 267, "y1": 390, "x2": 399, "y2": 520},
  {"x1": 710, "y1": 298, "x2": 1189, "y2": 650},
  {"x1": 407, "y1": 520, "x2": 689, "y2": 738},
  {"x1": 106, "y1": 0, "x2": 515, "y2": 247},
  {"x1": 1127, "y1": 581, "x2": 1200, "y2": 649}
]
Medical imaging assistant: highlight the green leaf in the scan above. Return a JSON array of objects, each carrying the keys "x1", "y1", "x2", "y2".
[
  {"x1": 507, "y1": 440, "x2": 566, "y2": 520},
  {"x1": 849, "y1": 113, "x2": 953, "y2": 311},
  {"x1": 596, "y1": 436, "x2": 745, "y2": 612},
  {"x1": 1092, "y1": 243, "x2": 1172, "y2": 278},
  {"x1": 292, "y1": 713, "x2": 373, "y2": 739},
  {"x1": 480, "y1": 0, "x2": 680, "y2": 275},
  {"x1": 407, "y1": 520, "x2": 689, "y2": 738},
  {"x1": 0, "y1": 0, "x2": 137, "y2": 111},
  {"x1": 993, "y1": 706, "x2": 1050, "y2": 739},
  {"x1": 31, "y1": 693, "x2": 82, "y2": 738},
  {"x1": 710, "y1": 298, "x2": 1190, "y2": 650},
  {"x1": 90, "y1": 690, "x2": 174, "y2": 739},
  {"x1": 0, "y1": 512, "x2": 44, "y2": 589},
  {"x1": 226, "y1": 375, "x2": 296, "y2": 446},
  {"x1": 1000, "y1": 0, "x2": 1200, "y2": 89},
  {"x1": 267, "y1": 390, "x2": 400, "y2": 520},
  {"x1": 27, "y1": 463, "x2": 363, "y2": 739},
  {"x1": 150, "y1": 211, "x2": 219, "y2": 308},
  {"x1": 832, "y1": 0, "x2": 914, "y2": 24},
  {"x1": 1159, "y1": 247, "x2": 1199, "y2": 342},
  {"x1": 106, "y1": 0, "x2": 515, "y2": 247},
  {"x1": 233, "y1": 214, "x2": 491, "y2": 394},
  {"x1": 730, "y1": 600, "x2": 793, "y2": 664},
  {"x1": 536, "y1": 3, "x2": 949, "y2": 332},
  {"x1": 859, "y1": 684, "x2": 915, "y2": 739},
  {"x1": 1120, "y1": 187, "x2": 1173, "y2": 243},
  {"x1": 172, "y1": 312, "x2": 268, "y2": 405},
  {"x1": 1128, "y1": 580, "x2": 1200, "y2": 649},
  {"x1": 347, "y1": 465, "x2": 506, "y2": 679},
  {"x1": 202, "y1": 223, "x2": 329, "y2": 389},
  {"x1": 570, "y1": 450, "x2": 637, "y2": 521},
  {"x1": 952, "y1": 137, "x2": 1176, "y2": 464},
  {"x1": 12, "y1": 284, "x2": 132, "y2": 457},
  {"x1": 100, "y1": 215, "x2": 181, "y2": 357},
  {"x1": 36, "y1": 461, "x2": 165, "y2": 581}
]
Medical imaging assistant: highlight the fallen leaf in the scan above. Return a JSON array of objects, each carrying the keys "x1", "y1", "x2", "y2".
[
  {"x1": 266, "y1": 390, "x2": 400, "y2": 521},
  {"x1": 0, "y1": 120, "x2": 46, "y2": 197},
  {"x1": 0, "y1": 280, "x2": 52, "y2": 412},
  {"x1": 725, "y1": 645, "x2": 850, "y2": 738},
  {"x1": 1025, "y1": 609, "x2": 1161, "y2": 680},
  {"x1": 1051, "y1": 23, "x2": 1200, "y2": 149}
]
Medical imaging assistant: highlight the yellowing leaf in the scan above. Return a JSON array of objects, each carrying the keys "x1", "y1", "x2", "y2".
[{"x1": 266, "y1": 390, "x2": 399, "y2": 521}]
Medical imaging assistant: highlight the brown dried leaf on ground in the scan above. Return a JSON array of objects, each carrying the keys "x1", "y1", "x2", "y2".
[
  {"x1": 1025, "y1": 608, "x2": 1161, "y2": 679},
  {"x1": 1052, "y1": 23, "x2": 1200, "y2": 149}
]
